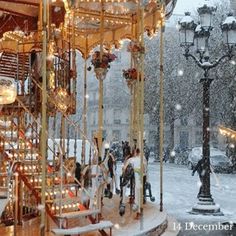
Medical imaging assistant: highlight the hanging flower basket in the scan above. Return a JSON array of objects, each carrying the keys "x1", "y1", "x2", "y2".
[
  {"x1": 127, "y1": 41, "x2": 145, "y2": 66},
  {"x1": 94, "y1": 67, "x2": 108, "y2": 81},
  {"x1": 127, "y1": 41, "x2": 145, "y2": 54},
  {"x1": 123, "y1": 68, "x2": 145, "y2": 87},
  {"x1": 87, "y1": 51, "x2": 117, "y2": 80},
  {"x1": 123, "y1": 68, "x2": 138, "y2": 80}
]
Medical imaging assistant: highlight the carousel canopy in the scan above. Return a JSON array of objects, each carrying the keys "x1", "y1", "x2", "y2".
[{"x1": 0, "y1": 0, "x2": 176, "y2": 56}]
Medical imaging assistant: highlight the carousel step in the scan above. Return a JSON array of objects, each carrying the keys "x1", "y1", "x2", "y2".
[
  {"x1": 0, "y1": 187, "x2": 8, "y2": 192},
  {"x1": 0, "y1": 195, "x2": 8, "y2": 199},
  {"x1": 34, "y1": 183, "x2": 78, "y2": 190},
  {"x1": 46, "y1": 196, "x2": 80, "y2": 205},
  {"x1": 55, "y1": 209, "x2": 100, "y2": 219},
  {"x1": 52, "y1": 220, "x2": 113, "y2": 235},
  {"x1": 0, "y1": 173, "x2": 8, "y2": 177}
]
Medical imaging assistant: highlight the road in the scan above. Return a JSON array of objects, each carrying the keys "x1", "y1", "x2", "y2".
[{"x1": 146, "y1": 162, "x2": 236, "y2": 236}]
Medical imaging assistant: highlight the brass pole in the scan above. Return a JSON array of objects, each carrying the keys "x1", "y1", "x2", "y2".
[
  {"x1": 133, "y1": 2, "x2": 141, "y2": 148},
  {"x1": 129, "y1": 84, "x2": 134, "y2": 146},
  {"x1": 72, "y1": 8, "x2": 76, "y2": 95},
  {"x1": 98, "y1": 0, "x2": 105, "y2": 158},
  {"x1": 82, "y1": 37, "x2": 88, "y2": 166},
  {"x1": 38, "y1": 2, "x2": 43, "y2": 33},
  {"x1": 40, "y1": 0, "x2": 47, "y2": 235},
  {"x1": 60, "y1": 115, "x2": 66, "y2": 216},
  {"x1": 14, "y1": 173, "x2": 18, "y2": 236},
  {"x1": 139, "y1": 4, "x2": 145, "y2": 224},
  {"x1": 98, "y1": 80, "x2": 104, "y2": 158},
  {"x1": 159, "y1": 7, "x2": 165, "y2": 212},
  {"x1": 133, "y1": 81, "x2": 138, "y2": 146},
  {"x1": 129, "y1": 18, "x2": 134, "y2": 147}
]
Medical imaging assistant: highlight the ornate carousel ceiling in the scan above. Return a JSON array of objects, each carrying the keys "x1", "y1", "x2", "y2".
[{"x1": 0, "y1": 0, "x2": 177, "y2": 56}]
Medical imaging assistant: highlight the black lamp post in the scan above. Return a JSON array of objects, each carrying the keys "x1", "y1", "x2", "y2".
[{"x1": 179, "y1": 0, "x2": 236, "y2": 215}]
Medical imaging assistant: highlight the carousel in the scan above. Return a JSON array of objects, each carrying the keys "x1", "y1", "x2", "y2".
[{"x1": 0, "y1": 0, "x2": 177, "y2": 235}]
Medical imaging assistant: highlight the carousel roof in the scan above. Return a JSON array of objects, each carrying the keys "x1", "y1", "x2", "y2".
[{"x1": 0, "y1": 0, "x2": 177, "y2": 56}]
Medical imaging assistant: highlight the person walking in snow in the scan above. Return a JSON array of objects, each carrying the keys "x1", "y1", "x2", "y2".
[{"x1": 192, "y1": 158, "x2": 205, "y2": 198}]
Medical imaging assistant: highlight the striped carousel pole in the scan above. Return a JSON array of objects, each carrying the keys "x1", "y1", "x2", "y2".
[
  {"x1": 97, "y1": 0, "x2": 105, "y2": 159},
  {"x1": 139, "y1": 1, "x2": 145, "y2": 227},
  {"x1": 40, "y1": 0, "x2": 48, "y2": 235}
]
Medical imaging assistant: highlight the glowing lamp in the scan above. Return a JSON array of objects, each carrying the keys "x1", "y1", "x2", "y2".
[
  {"x1": 54, "y1": 87, "x2": 70, "y2": 112},
  {"x1": 0, "y1": 77, "x2": 17, "y2": 104}
]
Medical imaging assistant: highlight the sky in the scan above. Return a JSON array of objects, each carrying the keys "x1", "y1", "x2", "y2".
[{"x1": 173, "y1": 0, "x2": 221, "y2": 15}]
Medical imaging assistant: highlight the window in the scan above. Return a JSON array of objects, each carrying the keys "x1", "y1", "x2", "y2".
[
  {"x1": 179, "y1": 131, "x2": 189, "y2": 151},
  {"x1": 114, "y1": 119, "x2": 121, "y2": 124},
  {"x1": 211, "y1": 131, "x2": 218, "y2": 146},
  {"x1": 92, "y1": 112, "x2": 96, "y2": 125},
  {"x1": 113, "y1": 109, "x2": 122, "y2": 124},
  {"x1": 195, "y1": 131, "x2": 202, "y2": 146},
  {"x1": 95, "y1": 92, "x2": 99, "y2": 100},
  {"x1": 196, "y1": 118, "x2": 202, "y2": 126},
  {"x1": 180, "y1": 117, "x2": 188, "y2": 126},
  {"x1": 114, "y1": 51, "x2": 121, "y2": 63},
  {"x1": 103, "y1": 130, "x2": 107, "y2": 139},
  {"x1": 112, "y1": 130, "x2": 121, "y2": 141}
]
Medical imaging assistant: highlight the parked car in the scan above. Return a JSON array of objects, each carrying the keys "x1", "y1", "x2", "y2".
[{"x1": 188, "y1": 147, "x2": 233, "y2": 173}]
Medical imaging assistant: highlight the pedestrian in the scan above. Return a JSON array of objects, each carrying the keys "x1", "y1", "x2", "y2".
[
  {"x1": 144, "y1": 141, "x2": 150, "y2": 163},
  {"x1": 192, "y1": 158, "x2": 205, "y2": 198}
]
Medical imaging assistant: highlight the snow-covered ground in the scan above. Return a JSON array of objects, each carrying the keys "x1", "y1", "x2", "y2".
[{"x1": 117, "y1": 161, "x2": 236, "y2": 236}]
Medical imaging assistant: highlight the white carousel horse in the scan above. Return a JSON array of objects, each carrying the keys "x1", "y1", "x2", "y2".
[{"x1": 81, "y1": 159, "x2": 106, "y2": 211}]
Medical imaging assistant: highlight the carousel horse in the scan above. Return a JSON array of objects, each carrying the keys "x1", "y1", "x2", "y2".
[
  {"x1": 119, "y1": 163, "x2": 135, "y2": 216},
  {"x1": 81, "y1": 159, "x2": 106, "y2": 211},
  {"x1": 119, "y1": 158, "x2": 155, "y2": 216},
  {"x1": 100, "y1": 150, "x2": 120, "y2": 199}
]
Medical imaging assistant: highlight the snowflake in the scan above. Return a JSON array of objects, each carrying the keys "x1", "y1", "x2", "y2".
[
  {"x1": 177, "y1": 69, "x2": 184, "y2": 76},
  {"x1": 175, "y1": 104, "x2": 182, "y2": 110},
  {"x1": 170, "y1": 151, "x2": 176, "y2": 157},
  {"x1": 114, "y1": 224, "x2": 120, "y2": 229},
  {"x1": 37, "y1": 204, "x2": 45, "y2": 211}
]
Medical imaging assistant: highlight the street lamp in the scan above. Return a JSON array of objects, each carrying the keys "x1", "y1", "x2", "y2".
[{"x1": 179, "y1": 0, "x2": 236, "y2": 215}]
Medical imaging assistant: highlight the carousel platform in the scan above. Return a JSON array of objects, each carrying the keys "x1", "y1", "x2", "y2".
[
  {"x1": 0, "y1": 195, "x2": 179, "y2": 236},
  {"x1": 100, "y1": 195, "x2": 168, "y2": 236}
]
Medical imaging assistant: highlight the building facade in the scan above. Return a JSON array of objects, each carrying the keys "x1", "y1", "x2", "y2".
[
  {"x1": 230, "y1": 0, "x2": 236, "y2": 14},
  {"x1": 172, "y1": 114, "x2": 226, "y2": 152},
  {"x1": 85, "y1": 44, "x2": 156, "y2": 146}
]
